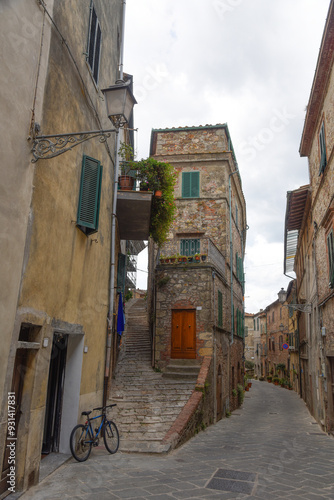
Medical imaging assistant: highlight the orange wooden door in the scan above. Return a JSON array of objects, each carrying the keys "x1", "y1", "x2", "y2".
[{"x1": 171, "y1": 310, "x2": 196, "y2": 359}]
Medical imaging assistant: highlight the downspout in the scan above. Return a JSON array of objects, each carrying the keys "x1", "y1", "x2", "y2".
[
  {"x1": 104, "y1": 0, "x2": 126, "y2": 404},
  {"x1": 229, "y1": 170, "x2": 239, "y2": 345},
  {"x1": 212, "y1": 270, "x2": 217, "y2": 423}
]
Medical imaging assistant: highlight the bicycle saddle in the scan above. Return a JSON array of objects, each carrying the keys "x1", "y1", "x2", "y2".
[{"x1": 81, "y1": 411, "x2": 92, "y2": 416}]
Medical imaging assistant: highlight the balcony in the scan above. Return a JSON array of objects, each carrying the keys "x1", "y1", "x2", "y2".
[{"x1": 116, "y1": 190, "x2": 153, "y2": 240}]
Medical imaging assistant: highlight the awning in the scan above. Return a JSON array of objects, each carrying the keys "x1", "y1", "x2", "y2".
[{"x1": 284, "y1": 186, "x2": 310, "y2": 275}]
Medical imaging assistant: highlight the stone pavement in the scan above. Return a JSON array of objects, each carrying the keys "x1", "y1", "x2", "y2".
[{"x1": 18, "y1": 380, "x2": 334, "y2": 500}]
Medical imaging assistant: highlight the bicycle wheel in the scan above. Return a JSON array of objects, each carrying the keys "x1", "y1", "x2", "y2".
[
  {"x1": 70, "y1": 424, "x2": 92, "y2": 462},
  {"x1": 103, "y1": 420, "x2": 119, "y2": 454}
]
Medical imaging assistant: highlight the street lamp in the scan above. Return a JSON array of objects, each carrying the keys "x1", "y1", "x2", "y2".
[
  {"x1": 31, "y1": 79, "x2": 137, "y2": 162},
  {"x1": 277, "y1": 288, "x2": 312, "y2": 314}
]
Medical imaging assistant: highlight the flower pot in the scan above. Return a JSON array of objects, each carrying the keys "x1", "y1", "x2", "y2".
[
  {"x1": 201, "y1": 255, "x2": 207, "y2": 261},
  {"x1": 188, "y1": 256, "x2": 193, "y2": 262},
  {"x1": 182, "y1": 257, "x2": 187, "y2": 262},
  {"x1": 154, "y1": 190, "x2": 162, "y2": 198},
  {"x1": 170, "y1": 258, "x2": 176, "y2": 263},
  {"x1": 159, "y1": 258, "x2": 164, "y2": 264},
  {"x1": 119, "y1": 175, "x2": 134, "y2": 191},
  {"x1": 140, "y1": 182, "x2": 149, "y2": 191},
  {"x1": 195, "y1": 256, "x2": 200, "y2": 262}
]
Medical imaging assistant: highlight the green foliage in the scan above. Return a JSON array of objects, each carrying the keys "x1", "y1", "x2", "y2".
[
  {"x1": 232, "y1": 388, "x2": 237, "y2": 397},
  {"x1": 124, "y1": 290, "x2": 133, "y2": 302},
  {"x1": 237, "y1": 384, "x2": 244, "y2": 405},
  {"x1": 225, "y1": 410, "x2": 231, "y2": 418},
  {"x1": 277, "y1": 363, "x2": 286, "y2": 373},
  {"x1": 135, "y1": 157, "x2": 177, "y2": 246},
  {"x1": 157, "y1": 275, "x2": 170, "y2": 288},
  {"x1": 245, "y1": 360, "x2": 255, "y2": 370}
]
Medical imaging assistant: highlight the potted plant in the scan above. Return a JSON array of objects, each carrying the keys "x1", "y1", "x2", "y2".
[
  {"x1": 194, "y1": 253, "x2": 201, "y2": 262},
  {"x1": 273, "y1": 376, "x2": 279, "y2": 385},
  {"x1": 201, "y1": 254, "x2": 207, "y2": 262},
  {"x1": 188, "y1": 255, "x2": 194, "y2": 262},
  {"x1": 170, "y1": 255, "x2": 177, "y2": 263},
  {"x1": 267, "y1": 376, "x2": 272, "y2": 383},
  {"x1": 118, "y1": 142, "x2": 136, "y2": 190}
]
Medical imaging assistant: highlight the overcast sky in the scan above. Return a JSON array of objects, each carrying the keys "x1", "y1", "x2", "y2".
[{"x1": 124, "y1": 0, "x2": 329, "y2": 313}]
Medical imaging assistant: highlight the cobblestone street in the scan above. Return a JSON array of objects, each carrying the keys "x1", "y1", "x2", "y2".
[{"x1": 16, "y1": 380, "x2": 334, "y2": 500}]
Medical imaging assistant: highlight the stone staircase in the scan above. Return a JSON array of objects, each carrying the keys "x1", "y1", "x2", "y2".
[{"x1": 108, "y1": 298, "x2": 199, "y2": 453}]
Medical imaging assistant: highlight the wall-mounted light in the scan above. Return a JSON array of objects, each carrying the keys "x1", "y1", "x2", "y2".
[
  {"x1": 31, "y1": 80, "x2": 137, "y2": 162},
  {"x1": 277, "y1": 288, "x2": 311, "y2": 314}
]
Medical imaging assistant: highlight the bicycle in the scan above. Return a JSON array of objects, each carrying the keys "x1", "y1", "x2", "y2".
[{"x1": 69, "y1": 404, "x2": 119, "y2": 462}]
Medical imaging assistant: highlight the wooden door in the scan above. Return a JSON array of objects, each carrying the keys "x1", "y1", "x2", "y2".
[{"x1": 171, "y1": 310, "x2": 196, "y2": 359}]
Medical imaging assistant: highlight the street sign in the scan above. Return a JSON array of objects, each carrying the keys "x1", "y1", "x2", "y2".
[{"x1": 282, "y1": 343, "x2": 289, "y2": 350}]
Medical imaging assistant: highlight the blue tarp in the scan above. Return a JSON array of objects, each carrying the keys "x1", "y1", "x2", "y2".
[{"x1": 117, "y1": 292, "x2": 125, "y2": 335}]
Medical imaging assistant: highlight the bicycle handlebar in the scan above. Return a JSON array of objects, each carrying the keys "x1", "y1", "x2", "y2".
[{"x1": 92, "y1": 403, "x2": 117, "y2": 412}]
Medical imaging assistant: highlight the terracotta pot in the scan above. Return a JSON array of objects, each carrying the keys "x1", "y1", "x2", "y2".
[
  {"x1": 154, "y1": 190, "x2": 162, "y2": 198},
  {"x1": 119, "y1": 175, "x2": 134, "y2": 190}
]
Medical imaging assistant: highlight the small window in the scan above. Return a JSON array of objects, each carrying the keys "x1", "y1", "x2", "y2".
[
  {"x1": 87, "y1": 2, "x2": 102, "y2": 84},
  {"x1": 327, "y1": 230, "x2": 334, "y2": 288},
  {"x1": 279, "y1": 335, "x2": 283, "y2": 351},
  {"x1": 319, "y1": 121, "x2": 327, "y2": 175},
  {"x1": 180, "y1": 239, "x2": 200, "y2": 256},
  {"x1": 218, "y1": 290, "x2": 223, "y2": 327},
  {"x1": 182, "y1": 171, "x2": 199, "y2": 198},
  {"x1": 77, "y1": 155, "x2": 103, "y2": 235}
]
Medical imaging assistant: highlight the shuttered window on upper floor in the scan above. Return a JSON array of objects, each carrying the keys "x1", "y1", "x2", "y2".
[
  {"x1": 327, "y1": 230, "x2": 334, "y2": 288},
  {"x1": 182, "y1": 171, "x2": 200, "y2": 198},
  {"x1": 319, "y1": 121, "x2": 327, "y2": 175},
  {"x1": 87, "y1": 2, "x2": 102, "y2": 85},
  {"x1": 218, "y1": 290, "x2": 223, "y2": 328},
  {"x1": 77, "y1": 155, "x2": 103, "y2": 235}
]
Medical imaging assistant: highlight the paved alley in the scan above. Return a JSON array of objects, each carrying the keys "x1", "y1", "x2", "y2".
[{"x1": 18, "y1": 380, "x2": 334, "y2": 500}]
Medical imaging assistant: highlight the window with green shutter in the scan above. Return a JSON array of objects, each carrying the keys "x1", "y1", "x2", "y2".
[
  {"x1": 182, "y1": 171, "x2": 200, "y2": 198},
  {"x1": 180, "y1": 239, "x2": 200, "y2": 256},
  {"x1": 218, "y1": 290, "x2": 223, "y2": 327},
  {"x1": 319, "y1": 121, "x2": 327, "y2": 175},
  {"x1": 87, "y1": 2, "x2": 102, "y2": 85},
  {"x1": 77, "y1": 155, "x2": 103, "y2": 235},
  {"x1": 327, "y1": 230, "x2": 334, "y2": 288}
]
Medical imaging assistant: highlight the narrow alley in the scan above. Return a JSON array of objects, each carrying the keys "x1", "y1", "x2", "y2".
[{"x1": 18, "y1": 380, "x2": 334, "y2": 500}]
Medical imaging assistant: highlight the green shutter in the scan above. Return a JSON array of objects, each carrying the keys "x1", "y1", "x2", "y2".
[
  {"x1": 218, "y1": 290, "x2": 223, "y2": 327},
  {"x1": 180, "y1": 239, "x2": 200, "y2": 256},
  {"x1": 77, "y1": 155, "x2": 103, "y2": 235},
  {"x1": 182, "y1": 172, "x2": 191, "y2": 198},
  {"x1": 328, "y1": 231, "x2": 334, "y2": 288},
  {"x1": 190, "y1": 171, "x2": 200, "y2": 197},
  {"x1": 319, "y1": 122, "x2": 327, "y2": 175},
  {"x1": 182, "y1": 172, "x2": 199, "y2": 198}
]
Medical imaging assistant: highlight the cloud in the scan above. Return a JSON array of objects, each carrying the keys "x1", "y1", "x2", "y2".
[{"x1": 124, "y1": 0, "x2": 329, "y2": 312}]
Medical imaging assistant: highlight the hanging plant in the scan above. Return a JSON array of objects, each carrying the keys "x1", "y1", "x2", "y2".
[{"x1": 134, "y1": 157, "x2": 177, "y2": 247}]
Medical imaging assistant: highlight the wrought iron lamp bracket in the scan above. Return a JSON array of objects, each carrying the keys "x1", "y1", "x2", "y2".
[
  {"x1": 31, "y1": 128, "x2": 118, "y2": 162},
  {"x1": 285, "y1": 303, "x2": 312, "y2": 314}
]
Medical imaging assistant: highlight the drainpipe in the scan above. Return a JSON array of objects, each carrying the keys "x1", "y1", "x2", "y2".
[
  {"x1": 212, "y1": 270, "x2": 217, "y2": 423},
  {"x1": 104, "y1": 0, "x2": 126, "y2": 404},
  {"x1": 229, "y1": 170, "x2": 239, "y2": 345}
]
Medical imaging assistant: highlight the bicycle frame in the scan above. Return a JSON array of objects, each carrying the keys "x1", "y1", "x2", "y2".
[{"x1": 84, "y1": 413, "x2": 106, "y2": 443}]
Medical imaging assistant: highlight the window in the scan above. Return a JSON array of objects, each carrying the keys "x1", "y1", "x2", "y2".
[
  {"x1": 319, "y1": 121, "x2": 327, "y2": 175},
  {"x1": 87, "y1": 2, "x2": 102, "y2": 84},
  {"x1": 180, "y1": 239, "x2": 200, "y2": 256},
  {"x1": 327, "y1": 230, "x2": 334, "y2": 288},
  {"x1": 77, "y1": 155, "x2": 103, "y2": 235},
  {"x1": 182, "y1": 171, "x2": 199, "y2": 198},
  {"x1": 218, "y1": 290, "x2": 223, "y2": 327},
  {"x1": 279, "y1": 335, "x2": 283, "y2": 351}
]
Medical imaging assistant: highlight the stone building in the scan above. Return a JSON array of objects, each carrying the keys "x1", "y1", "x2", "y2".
[
  {"x1": 244, "y1": 313, "x2": 255, "y2": 362},
  {"x1": 148, "y1": 124, "x2": 247, "y2": 422},
  {"x1": 252, "y1": 310, "x2": 266, "y2": 378},
  {"x1": 284, "y1": 0, "x2": 334, "y2": 431},
  {"x1": 264, "y1": 299, "x2": 290, "y2": 380},
  {"x1": 0, "y1": 1, "x2": 150, "y2": 494}
]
